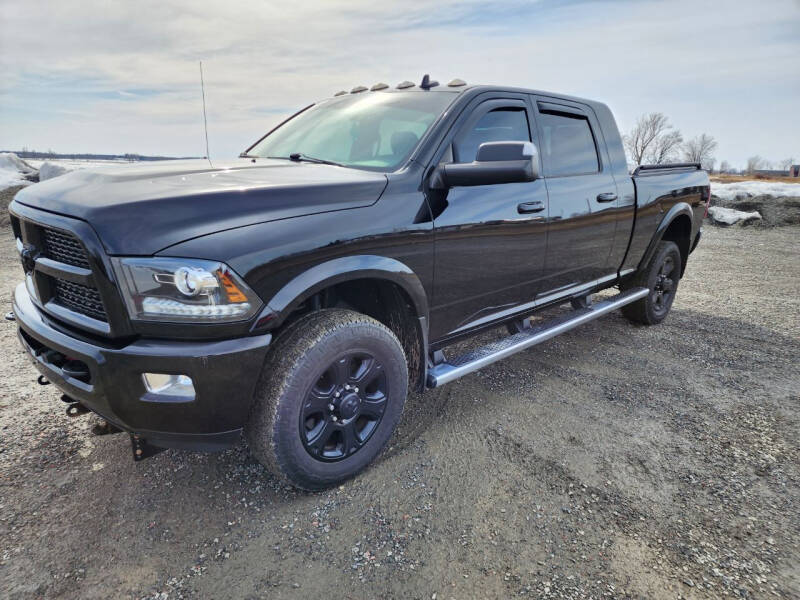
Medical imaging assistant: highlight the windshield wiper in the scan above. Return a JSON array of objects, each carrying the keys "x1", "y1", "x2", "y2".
[{"x1": 286, "y1": 153, "x2": 343, "y2": 167}]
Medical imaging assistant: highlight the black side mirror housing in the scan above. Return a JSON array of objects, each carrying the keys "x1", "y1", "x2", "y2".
[{"x1": 432, "y1": 141, "x2": 540, "y2": 189}]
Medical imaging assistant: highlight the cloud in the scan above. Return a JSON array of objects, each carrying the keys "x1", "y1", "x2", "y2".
[{"x1": 0, "y1": 0, "x2": 798, "y2": 166}]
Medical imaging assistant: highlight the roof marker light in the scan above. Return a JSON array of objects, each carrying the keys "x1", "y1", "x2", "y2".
[
  {"x1": 370, "y1": 82, "x2": 389, "y2": 91},
  {"x1": 447, "y1": 78, "x2": 467, "y2": 87},
  {"x1": 350, "y1": 85, "x2": 368, "y2": 93},
  {"x1": 396, "y1": 80, "x2": 415, "y2": 89},
  {"x1": 333, "y1": 90, "x2": 347, "y2": 96}
]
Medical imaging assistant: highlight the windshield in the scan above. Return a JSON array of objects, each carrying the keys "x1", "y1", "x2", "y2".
[{"x1": 248, "y1": 92, "x2": 456, "y2": 171}]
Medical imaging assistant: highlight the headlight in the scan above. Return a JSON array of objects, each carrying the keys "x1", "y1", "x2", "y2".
[{"x1": 111, "y1": 257, "x2": 262, "y2": 323}]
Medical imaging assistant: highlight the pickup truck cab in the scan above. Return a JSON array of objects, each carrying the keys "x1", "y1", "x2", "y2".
[{"x1": 9, "y1": 77, "x2": 709, "y2": 489}]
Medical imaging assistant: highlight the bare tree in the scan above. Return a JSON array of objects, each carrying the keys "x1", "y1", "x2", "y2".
[
  {"x1": 646, "y1": 130, "x2": 683, "y2": 164},
  {"x1": 778, "y1": 157, "x2": 795, "y2": 171},
  {"x1": 623, "y1": 112, "x2": 681, "y2": 165},
  {"x1": 719, "y1": 160, "x2": 731, "y2": 174},
  {"x1": 746, "y1": 155, "x2": 764, "y2": 174},
  {"x1": 682, "y1": 134, "x2": 718, "y2": 170}
]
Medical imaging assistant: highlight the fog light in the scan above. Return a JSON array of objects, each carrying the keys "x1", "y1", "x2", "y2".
[{"x1": 142, "y1": 373, "x2": 195, "y2": 400}]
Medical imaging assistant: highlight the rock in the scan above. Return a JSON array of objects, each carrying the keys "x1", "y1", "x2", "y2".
[
  {"x1": 707, "y1": 206, "x2": 762, "y2": 227},
  {"x1": 38, "y1": 161, "x2": 69, "y2": 181}
]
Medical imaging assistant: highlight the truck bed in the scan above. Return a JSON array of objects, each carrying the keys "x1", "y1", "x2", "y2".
[{"x1": 621, "y1": 163, "x2": 710, "y2": 275}]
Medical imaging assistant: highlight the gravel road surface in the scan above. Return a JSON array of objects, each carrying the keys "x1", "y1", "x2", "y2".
[{"x1": 1, "y1": 205, "x2": 798, "y2": 599}]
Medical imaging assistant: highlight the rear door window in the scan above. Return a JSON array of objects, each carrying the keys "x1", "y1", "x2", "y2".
[{"x1": 537, "y1": 111, "x2": 599, "y2": 176}]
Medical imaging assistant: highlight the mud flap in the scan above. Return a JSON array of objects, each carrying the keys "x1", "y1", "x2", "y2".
[{"x1": 130, "y1": 434, "x2": 166, "y2": 461}]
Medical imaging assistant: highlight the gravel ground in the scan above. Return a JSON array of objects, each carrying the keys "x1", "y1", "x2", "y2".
[
  {"x1": 0, "y1": 186, "x2": 26, "y2": 228},
  {"x1": 0, "y1": 216, "x2": 798, "y2": 599}
]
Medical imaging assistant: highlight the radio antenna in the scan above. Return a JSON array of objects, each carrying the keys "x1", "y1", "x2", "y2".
[{"x1": 199, "y1": 61, "x2": 212, "y2": 166}]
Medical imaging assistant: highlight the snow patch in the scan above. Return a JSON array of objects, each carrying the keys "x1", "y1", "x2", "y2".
[
  {"x1": 0, "y1": 152, "x2": 36, "y2": 191},
  {"x1": 708, "y1": 206, "x2": 762, "y2": 227},
  {"x1": 38, "y1": 161, "x2": 69, "y2": 181},
  {"x1": 712, "y1": 180, "x2": 800, "y2": 201}
]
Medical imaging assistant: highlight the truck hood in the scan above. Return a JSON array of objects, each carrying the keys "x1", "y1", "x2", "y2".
[{"x1": 14, "y1": 158, "x2": 388, "y2": 255}]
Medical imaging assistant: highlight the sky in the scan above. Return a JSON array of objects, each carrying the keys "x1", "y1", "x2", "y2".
[{"x1": 1, "y1": 0, "x2": 798, "y2": 169}]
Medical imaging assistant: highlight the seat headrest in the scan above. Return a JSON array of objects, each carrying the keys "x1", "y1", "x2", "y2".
[{"x1": 391, "y1": 131, "x2": 419, "y2": 157}]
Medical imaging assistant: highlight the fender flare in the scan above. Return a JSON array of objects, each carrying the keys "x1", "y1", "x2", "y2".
[
  {"x1": 257, "y1": 255, "x2": 430, "y2": 329},
  {"x1": 637, "y1": 202, "x2": 694, "y2": 275}
]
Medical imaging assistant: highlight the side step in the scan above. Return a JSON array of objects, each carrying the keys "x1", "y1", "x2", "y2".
[{"x1": 426, "y1": 287, "x2": 649, "y2": 388}]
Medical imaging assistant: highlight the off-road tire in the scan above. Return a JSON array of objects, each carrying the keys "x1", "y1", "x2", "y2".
[
  {"x1": 621, "y1": 240, "x2": 681, "y2": 325},
  {"x1": 245, "y1": 309, "x2": 408, "y2": 490}
]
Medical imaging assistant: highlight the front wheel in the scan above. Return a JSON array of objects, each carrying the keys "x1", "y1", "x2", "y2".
[
  {"x1": 246, "y1": 309, "x2": 408, "y2": 490},
  {"x1": 621, "y1": 240, "x2": 681, "y2": 325}
]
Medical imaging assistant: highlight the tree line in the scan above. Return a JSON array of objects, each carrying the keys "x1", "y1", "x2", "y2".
[
  {"x1": 8, "y1": 148, "x2": 199, "y2": 162},
  {"x1": 623, "y1": 113, "x2": 794, "y2": 174}
]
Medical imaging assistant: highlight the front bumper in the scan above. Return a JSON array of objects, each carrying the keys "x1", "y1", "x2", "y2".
[{"x1": 12, "y1": 282, "x2": 271, "y2": 452}]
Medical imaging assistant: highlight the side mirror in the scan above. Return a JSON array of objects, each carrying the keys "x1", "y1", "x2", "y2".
[{"x1": 432, "y1": 141, "x2": 539, "y2": 189}]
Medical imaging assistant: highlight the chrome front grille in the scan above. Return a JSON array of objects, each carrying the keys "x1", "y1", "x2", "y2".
[
  {"x1": 41, "y1": 227, "x2": 91, "y2": 269},
  {"x1": 51, "y1": 278, "x2": 107, "y2": 322}
]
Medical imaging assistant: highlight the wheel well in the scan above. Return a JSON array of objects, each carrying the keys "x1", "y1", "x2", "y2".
[
  {"x1": 279, "y1": 278, "x2": 425, "y2": 392},
  {"x1": 661, "y1": 215, "x2": 692, "y2": 276}
]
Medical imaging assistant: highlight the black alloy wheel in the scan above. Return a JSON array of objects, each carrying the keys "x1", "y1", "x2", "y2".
[
  {"x1": 651, "y1": 253, "x2": 676, "y2": 319},
  {"x1": 300, "y1": 352, "x2": 388, "y2": 461}
]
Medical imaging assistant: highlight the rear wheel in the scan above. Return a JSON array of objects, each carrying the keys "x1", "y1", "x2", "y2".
[
  {"x1": 621, "y1": 240, "x2": 681, "y2": 325},
  {"x1": 246, "y1": 309, "x2": 408, "y2": 490}
]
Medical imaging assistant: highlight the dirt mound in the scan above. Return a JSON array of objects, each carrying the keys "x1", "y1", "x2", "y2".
[
  {"x1": 710, "y1": 194, "x2": 800, "y2": 227},
  {"x1": 1, "y1": 185, "x2": 25, "y2": 228}
]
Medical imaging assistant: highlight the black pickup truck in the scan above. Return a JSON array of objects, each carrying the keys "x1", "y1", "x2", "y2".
[{"x1": 9, "y1": 77, "x2": 709, "y2": 489}]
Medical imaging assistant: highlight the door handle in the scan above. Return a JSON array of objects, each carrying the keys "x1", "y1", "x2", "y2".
[
  {"x1": 596, "y1": 192, "x2": 617, "y2": 203},
  {"x1": 517, "y1": 201, "x2": 545, "y2": 214}
]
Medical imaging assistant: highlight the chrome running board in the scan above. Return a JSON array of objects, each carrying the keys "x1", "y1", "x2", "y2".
[{"x1": 426, "y1": 287, "x2": 649, "y2": 388}]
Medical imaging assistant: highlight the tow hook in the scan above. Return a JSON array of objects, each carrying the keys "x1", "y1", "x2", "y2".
[
  {"x1": 66, "y1": 402, "x2": 91, "y2": 418},
  {"x1": 130, "y1": 434, "x2": 166, "y2": 462},
  {"x1": 61, "y1": 394, "x2": 90, "y2": 417},
  {"x1": 37, "y1": 375, "x2": 51, "y2": 386},
  {"x1": 4, "y1": 311, "x2": 15, "y2": 322}
]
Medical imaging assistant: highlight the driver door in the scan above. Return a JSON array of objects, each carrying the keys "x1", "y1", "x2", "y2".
[{"x1": 428, "y1": 96, "x2": 549, "y2": 340}]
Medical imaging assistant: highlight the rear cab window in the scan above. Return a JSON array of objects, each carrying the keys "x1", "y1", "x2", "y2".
[{"x1": 535, "y1": 104, "x2": 600, "y2": 177}]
